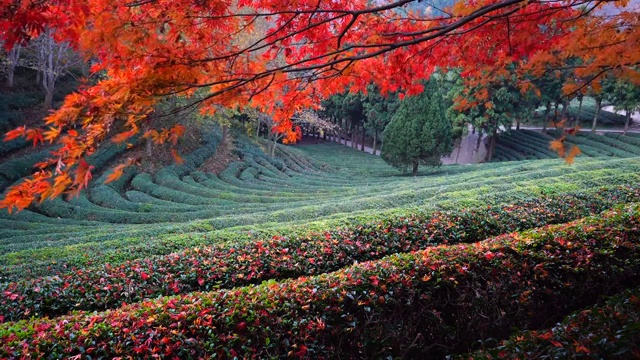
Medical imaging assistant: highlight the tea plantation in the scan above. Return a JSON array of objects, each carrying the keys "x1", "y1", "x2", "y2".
[
  {"x1": 493, "y1": 129, "x2": 640, "y2": 161},
  {"x1": 1, "y1": 129, "x2": 640, "y2": 358}
]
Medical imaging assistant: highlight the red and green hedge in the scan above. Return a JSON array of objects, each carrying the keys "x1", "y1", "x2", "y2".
[
  {"x1": 1, "y1": 204, "x2": 639, "y2": 359},
  {"x1": 2, "y1": 186, "x2": 639, "y2": 322},
  {"x1": 460, "y1": 286, "x2": 640, "y2": 359}
]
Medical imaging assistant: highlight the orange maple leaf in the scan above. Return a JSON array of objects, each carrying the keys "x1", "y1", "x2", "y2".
[
  {"x1": 41, "y1": 174, "x2": 72, "y2": 201},
  {"x1": 43, "y1": 126, "x2": 61, "y2": 143},
  {"x1": 4, "y1": 126, "x2": 26, "y2": 142},
  {"x1": 112, "y1": 128, "x2": 138, "y2": 143},
  {"x1": 73, "y1": 160, "x2": 94, "y2": 190},
  {"x1": 168, "y1": 124, "x2": 185, "y2": 145},
  {"x1": 565, "y1": 145, "x2": 582, "y2": 165},
  {"x1": 171, "y1": 149, "x2": 184, "y2": 164},
  {"x1": 105, "y1": 164, "x2": 128, "y2": 184},
  {"x1": 549, "y1": 138, "x2": 566, "y2": 158}
]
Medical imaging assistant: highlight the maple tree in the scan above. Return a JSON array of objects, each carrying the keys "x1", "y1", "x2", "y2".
[
  {"x1": 0, "y1": 0, "x2": 639, "y2": 211},
  {"x1": 448, "y1": 66, "x2": 539, "y2": 160}
]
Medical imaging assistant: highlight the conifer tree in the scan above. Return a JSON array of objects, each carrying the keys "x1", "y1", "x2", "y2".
[{"x1": 382, "y1": 82, "x2": 453, "y2": 175}]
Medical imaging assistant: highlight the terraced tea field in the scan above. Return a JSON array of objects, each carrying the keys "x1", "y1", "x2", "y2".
[
  {"x1": 493, "y1": 129, "x2": 640, "y2": 161},
  {"x1": 1, "y1": 130, "x2": 640, "y2": 358}
]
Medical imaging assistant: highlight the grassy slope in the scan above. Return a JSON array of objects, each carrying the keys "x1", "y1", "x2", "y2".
[{"x1": 1, "y1": 132, "x2": 640, "y2": 358}]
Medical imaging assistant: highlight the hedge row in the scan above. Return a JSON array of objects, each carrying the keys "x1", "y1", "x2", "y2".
[
  {"x1": 1, "y1": 204, "x2": 639, "y2": 358},
  {"x1": 504, "y1": 131, "x2": 563, "y2": 157},
  {"x1": 494, "y1": 130, "x2": 640, "y2": 163},
  {"x1": 519, "y1": 130, "x2": 612, "y2": 158},
  {"x1": 565, "y1": 134, "x2": 637, "y2": 158},
  {"x1": 155, "y1": 169, "x2": 310, "y2": 203},
  {"x1": 10, "y1": 157, "x2": 621, "y2": 227},
  {"x1": 494, "y1": 143, "x2": 530, "y2": 161},
  {"x1": 1, "y1": 154, "x2": 636, "y2": 253},
  {"x1": 568, "y1": 102, "x2": 627, "y2": 125},
  {"x1": 606, "y1": 132, "x2": 640, "y2": 148},
  {"x1": 460, "y1": 286, "x2": 640, "y2": 359},
  {"x1": 498, "y1": 136, "x2": 557, "y2": 160},
  {"x1": 2, "y1": 186, "x2": 639, "y2": 322},
  {"x1": 0, "y1": 138, "x2": 27, "y2": 157},
  {"x1": 22, "y1": 150, "x2": 634, "y2": 225},
  {"x1": 0, "y1": 148, "x2": 52, "y2": 191},
  {"x1": 581, "y1": 132, "x2": 640, "y2": 156},
  {"x1": 1, "y1": 164, "x2": 638, "y2": 280}
]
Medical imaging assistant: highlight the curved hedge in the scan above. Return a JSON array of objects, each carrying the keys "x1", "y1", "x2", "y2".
[
  {"x1": 1, "y1": 161, "x2": 639, "y2": 280},
  {"x1": 2, "y1": 185, "x2": 639, "y2": 321},
  {"x1": 460, "y1": 287, "x2": 640, "y2": 359},
  {"x1": 494, "y1": 130, "x2": 640, "y2": 162},
  {"x1": 1, "y1": 204, "x2": 639, "y2": 358}
]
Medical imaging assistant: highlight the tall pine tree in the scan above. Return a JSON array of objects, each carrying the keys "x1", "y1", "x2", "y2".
[{"x1": 381, "y1": 82, "x2": 453, "y2": 175}]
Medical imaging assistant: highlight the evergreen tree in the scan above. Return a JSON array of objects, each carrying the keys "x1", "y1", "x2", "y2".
[{"x1": 381, "y1": 82, "x2": 453, "y2": 175}]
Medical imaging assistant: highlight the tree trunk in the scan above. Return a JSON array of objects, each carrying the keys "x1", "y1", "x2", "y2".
[
  {"x1": 146, "y1": 137, "x2": 153, "y2": 157},
  {"x1": 516, "y1": 118, "x2": 520, "y2": 130},
  {"x1": 490, "y1": 135, "x2": 496, "y2": 160},
  {"x1": 360, "y1": 125, "x2": 365, "y2": 151},
  {"x1": 7, "y1": 70, "x2": 14, "y2": 88},
  {"x1": 412, "y1": 160, "x2": 419, "y2": 176},
  {"x1": 372, "y1": 132, "x2": 377, "y2": 156},
  {"x1": 543, "y1": 101, "x2": 551, "y2": 132},
  {"x1": 222, "y1": 125, "x2": 229, "y2": 143},
  {"x1": 576, "y1": 96, "x2": 583, "y2": 128},
  {"x1": 553, "y1": 103, "x2": 560, "y2": 129},
  {"x1": 271, "y1": 136, "x2": 278, "y2": 157},
  {"x1": 592, "y1": 98, "x2": 602, "y2": 132},
  {"x1": 6, "y1": 45, "x2": 21, "y2": 88},
  {"x1": 560, "y1": 100, "x2": 569, "y2": 131},
  {"x1": 624, "y1": 109, "x2": 632, "y2": 135},
  {"x1": 485, "y1": 130, "x2": 497, "y2": 162},
  {"x1": 475, "y1": 130, "x2": 483, "y2": 153},
  {"x1": 44, "y1": 89, "x2": 54, "y2": 109},
  {"x1": 42, "y1": 33, "x2": 56, "y2": 109},
  {"x1": 351, "y1": 126, "x2": 356, "y2": 149}
]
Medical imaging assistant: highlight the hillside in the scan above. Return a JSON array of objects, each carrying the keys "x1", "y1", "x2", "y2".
[{"x1": 1, "y1": 129, "x2": 640, "y2": 358}]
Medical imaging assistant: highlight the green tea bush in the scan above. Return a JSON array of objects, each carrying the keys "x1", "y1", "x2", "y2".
[
  {"x1": 1, "y1": 204, "x2": 639, "y2": 358},
  {"x1": 460, "y1": 287, "x2": 640, "y2": 359}
]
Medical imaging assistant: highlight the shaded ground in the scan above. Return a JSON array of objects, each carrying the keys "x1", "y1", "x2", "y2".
[{"x1": 199, "y1": 137, "x2": 239, "y2": 174}]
